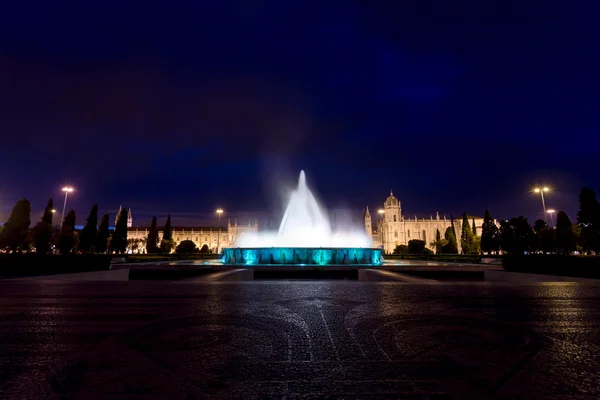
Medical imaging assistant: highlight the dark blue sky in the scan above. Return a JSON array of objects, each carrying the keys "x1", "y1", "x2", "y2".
[{"x1": 2, "y1": 0, "x2": 599, "y2": 227}]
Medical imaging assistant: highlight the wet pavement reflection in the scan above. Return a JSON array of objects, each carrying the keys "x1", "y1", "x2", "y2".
[{"x1": 0, "y1": 280, "x2": 599, "y2": 399}]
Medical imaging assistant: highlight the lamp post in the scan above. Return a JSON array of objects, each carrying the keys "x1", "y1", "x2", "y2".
[
  {"x1": 215, "y1": 209, "x2": 224, "y2": 254},
  {"x1": 60, "y1": 187, "x2": 74, "y2": 227},
  {"x1": 377, "y1": 209, "x2": 384, "y2": 221},
  {"x1": 533, "y1": 187, "x2": 549, "y2": 223},
  {"x1": 547, "y1": 209, "x2": 556, "y2": 228}
]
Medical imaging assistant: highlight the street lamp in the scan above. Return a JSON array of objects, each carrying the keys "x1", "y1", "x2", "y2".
[
  {"x1": 216, "y1": 208, "x2": 223, "y2": 221},
  {"x1": 547, "y1": 209, "x2": 556, "y2": 227},
  {"x1": 377, "y1": 209, "x2": 384, "y2": 221},
  {"x1": 61, "y1": 187, "x2": 74, "y2": 226},
  {"x1": 533, "y1": 187, "x2": 549, "y2": 222}
]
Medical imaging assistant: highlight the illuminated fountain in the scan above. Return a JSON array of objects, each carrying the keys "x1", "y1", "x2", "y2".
[{"x1": 222, "y1": 171, "x2": 383, "y2": 265}]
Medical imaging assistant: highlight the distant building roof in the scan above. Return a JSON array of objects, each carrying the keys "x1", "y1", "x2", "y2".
[{"x1": 127, "y1": 226, "x2": 227, "y2": 231}]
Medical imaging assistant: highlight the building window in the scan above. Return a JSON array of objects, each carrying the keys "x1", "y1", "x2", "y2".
[
  {"x1": 393, "y1": 215, "x2": 397, "y2": 222},
  {"x1": 408, "y1": 230, "x2": 410, "y2": 238},
  {"x1": 422, "y1": 230, "x2": 426, "y2": 243},
  {"x1": 213, "y1": 236, "x2": 217, "y2": 241},
  {"x1": 195, "y1": 236, "x2": 198, "y2": 241},
  {"x1": 205, "y1": 236, "x2": 208, "y2": 241},
  {"x1": 394, "y1": 231, "x2": 398, "y2": 238}
]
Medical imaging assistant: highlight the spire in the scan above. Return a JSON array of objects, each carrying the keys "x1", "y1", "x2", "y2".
[
  {"x1": 364, "y1": 206, "x2": 371, "y2": 219},
  {"x1": 436, "y1": 211, "x2": 440, "y2": 220},
  {"x1": 390, "y1": 189, "x2": 393, "y2": 196},
  {"x1": 127, "y1": 208, "x2": 133, "y2": 228}
]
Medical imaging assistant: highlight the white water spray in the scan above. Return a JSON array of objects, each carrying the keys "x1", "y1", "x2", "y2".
[{"x1": 235, "y1": 170, "x2": 373, "y2": 248}]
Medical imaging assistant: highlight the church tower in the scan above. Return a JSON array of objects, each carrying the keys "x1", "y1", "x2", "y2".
[
  {"x1": 382, "y1": 190, "x2": 402, "y2": 254},
  {"x1": 127, "y1": 208, "x2": 133, "y2": 228},
  {"x1": 363, "y1": 206, "x2": 372, "y2": 236}
]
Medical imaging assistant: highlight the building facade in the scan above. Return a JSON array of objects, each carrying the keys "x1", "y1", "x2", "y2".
[
  {"x1": 127, "y1": 218, "x2": 258, "y2": 254},
  {"x1": 365, "y1": 191, "x2": 484, "y2": 254}
]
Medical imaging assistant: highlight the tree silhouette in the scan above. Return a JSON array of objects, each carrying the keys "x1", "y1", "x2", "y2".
[
  {"x1": 556, "y1": 211, "x2": 576, "y2": 254},
  {"x1": 58, "y1": 209, "x2": 76, "y2": 254},
  {"x1": 95, "y1": 213, "x2": 110, "y2": 253},
  {"x1": 146, "y1": 216, "x2": 160, "y2": 253},
  {"x1": 460, "y1": 212, "x2": 475, "y2": 254},
  {"x1": 176, "y1": 240, "x2": 198, "y2": 254},
  {"x1": 79, "y1": 204, "x2": 98, "y2": 253},
  {"x1": 481, "y1": 209, "x2": 500, "y2": 255},
  {"x1": 532, "y1": 219, "x2": 555, "y2": 253},
  {"x1": 0, "y1": 199, "x2": 31, "y2": 252},
  {"x1": 32, "y1": 198, "x2": 54, "y2": 254},
  {"x1": 500, "y1": 217, "x2": 533, "y2": 255},
  {"x1": 577, "y1": 187, "x2": 600, "y2": 253},
  {"x1": 160, "y1": 214, "x2": 175, "y2": 253},
  {"x1": 112, "y1": 207, "x2": 128, "y2": 253}
]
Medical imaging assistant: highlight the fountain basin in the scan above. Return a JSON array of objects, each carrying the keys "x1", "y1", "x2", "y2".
[{"x1": 222, "y1": 247, "x2": 383, "y2": 266}]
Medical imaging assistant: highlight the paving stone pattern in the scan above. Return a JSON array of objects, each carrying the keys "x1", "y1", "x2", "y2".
[{"x1": 0, "y1": 281, "x2": 599, "y2": 399}]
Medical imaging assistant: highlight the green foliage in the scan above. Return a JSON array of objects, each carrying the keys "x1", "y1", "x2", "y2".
[
  {"x1": 79, "y1": 204, "x2": 98, "y2": 253},
  {"x1": 577, "y1": 187, "x2": 600, "y2": 253},
  {"x1": 160, "y1": 214, "x2": 175, "y2": 253},
  {"x1": 200, "y1": 244, "x2": 210, "y2": 254},
  {"x1": 0, "y1": 199, "x2": 31, "y2": 252},
  {"x1": 430, "y1": 228, "x2": 446, "y2": 255},
  {"x1": 472, "y1": 218, "x2": 477, "y2": 236},
  {"x1": 460, "y1": 212, "x2": 475, "y2": 254},
  {"x1": 146, "y1": 216, "x2": 160, "y2": 253},
  {"x1": 500, "y1": 217, "x2": 533, "y2": 255},
  {"x1": 442, "y1": 217, "x2": 458, "y2": 254},
  {"x1": 481, "y1": 209, "x2": 500, "y2": 254},
  {"x1": 393, "y1": 244, "x2": 408, "y2": 255},
  {"x1": 555, "y1": 211, "x2": 576, "y2": 254},
  {"x1": 112, "y1": 207, "x2": 129, "y2": 254},
  {"x1": 176, "y1": 240, "x2": 199, "y2": 254},
  {"x1": 33, "y1": 198, "x2": 54, "y2": 254},
  {"x1": 58, "y1": 209, "x2": 76, "y2": 254},
  {"x1": 95, "y1": 213, "x2": 110, "y2": 253},
  {"x1": 407, "y1": 239, "x2": 432, "y2": 254}
]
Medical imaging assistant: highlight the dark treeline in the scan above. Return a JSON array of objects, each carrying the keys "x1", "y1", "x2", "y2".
[
  {"x1": 393, "y1": 187, "x2": 600, "y2": 256},
  {"x1": 2, "y1": 187, "x2": 600, "y2": 256}
]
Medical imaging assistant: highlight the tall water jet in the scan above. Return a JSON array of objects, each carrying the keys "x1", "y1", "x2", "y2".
[
  {"x1": 223, "y1": 170, "x2": 382, "y2": 265},
  {"x1": 277, "y1": 171, "x2": 331, "y2": 246}
]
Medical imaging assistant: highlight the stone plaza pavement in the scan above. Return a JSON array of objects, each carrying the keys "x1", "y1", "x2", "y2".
[{"x1": 0, "y1": 280, "x2": 599, "y2": 399}]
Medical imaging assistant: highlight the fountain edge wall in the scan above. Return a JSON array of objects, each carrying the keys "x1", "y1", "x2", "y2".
[{"x1": 222, "y1": 247, "x2": 383, "y2": 266}]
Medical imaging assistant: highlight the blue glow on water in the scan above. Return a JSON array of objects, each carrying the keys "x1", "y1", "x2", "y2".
[{"x1": 222, "y1": 247, "x2": 383, "y2": 266}]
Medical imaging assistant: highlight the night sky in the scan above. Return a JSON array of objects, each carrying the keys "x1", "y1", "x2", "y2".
[{"x1": 2, "y1": 1, "x2": 599, "y2": 227}]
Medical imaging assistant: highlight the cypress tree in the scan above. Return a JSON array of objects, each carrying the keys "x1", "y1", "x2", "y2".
[
  {"x1": 460, "y1": 212, "x2": 474, "y2": 254},
  {"x1": 95, "y1": 213, "x2": 110, "y2": 253},
  {"x1": 443, "y1": 226, "x2": 458, "y2": 254},
  {"x1": 112, "y1": 207, "x2": 129, "y2": 253},
  {"x1": 433, "y1": 228, "x2": 444, "y2": 255},
  {"x1": 160, "y1": 214, "x2": 175, "y2": 253},
  {"x1": 556, "y1": 211, "x2": 576, "y2": 254},
  {"x1": 33, "y1": 198, "x2": 54, "y2": 254},
  {"x1": 472, "y1": 218, "x2": 477, "y2": 236},
  {"x1": 146, "y1": 216, "x2": 159, "y2": 253},
  {"x1": 79, "y1": 204, "x2": 98, "y2": 253},
  {"x1": 58, "y1": 209, "x2": 76, "y2": 254},
  {"x1": 577, "y1": 187, "x2": 600, "y2": 253},
  {"x1": 0, "y1": 199, "x2": 31, "y2": 252},
  {"x1": 481, "y1": 209, "x2": 500, "y2": 255}
]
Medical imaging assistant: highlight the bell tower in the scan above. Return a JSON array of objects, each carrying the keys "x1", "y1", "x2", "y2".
[{"x1": 363, "y1": 206, "x2": 372, "y2": 237}]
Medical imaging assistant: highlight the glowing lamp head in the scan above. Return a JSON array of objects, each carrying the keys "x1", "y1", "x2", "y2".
[
  {"x1": 62, "y1": 187, "x2": 74, "y2": 193},
  {"x1": 547, "y1": 209, "x2": 556, "y2": 214},
  {"x1": 216, "y1": 209, "x2": 223, "y2": 215},
  {"x1": 543, "y1": 187, "x2": 549, "y2": 192},
  {"x1": 51, "y1": 209, "x2": 56, "y2": 213},
  {"x1": 377, "y1": 209, "x2": 385, "y2": 214}
]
